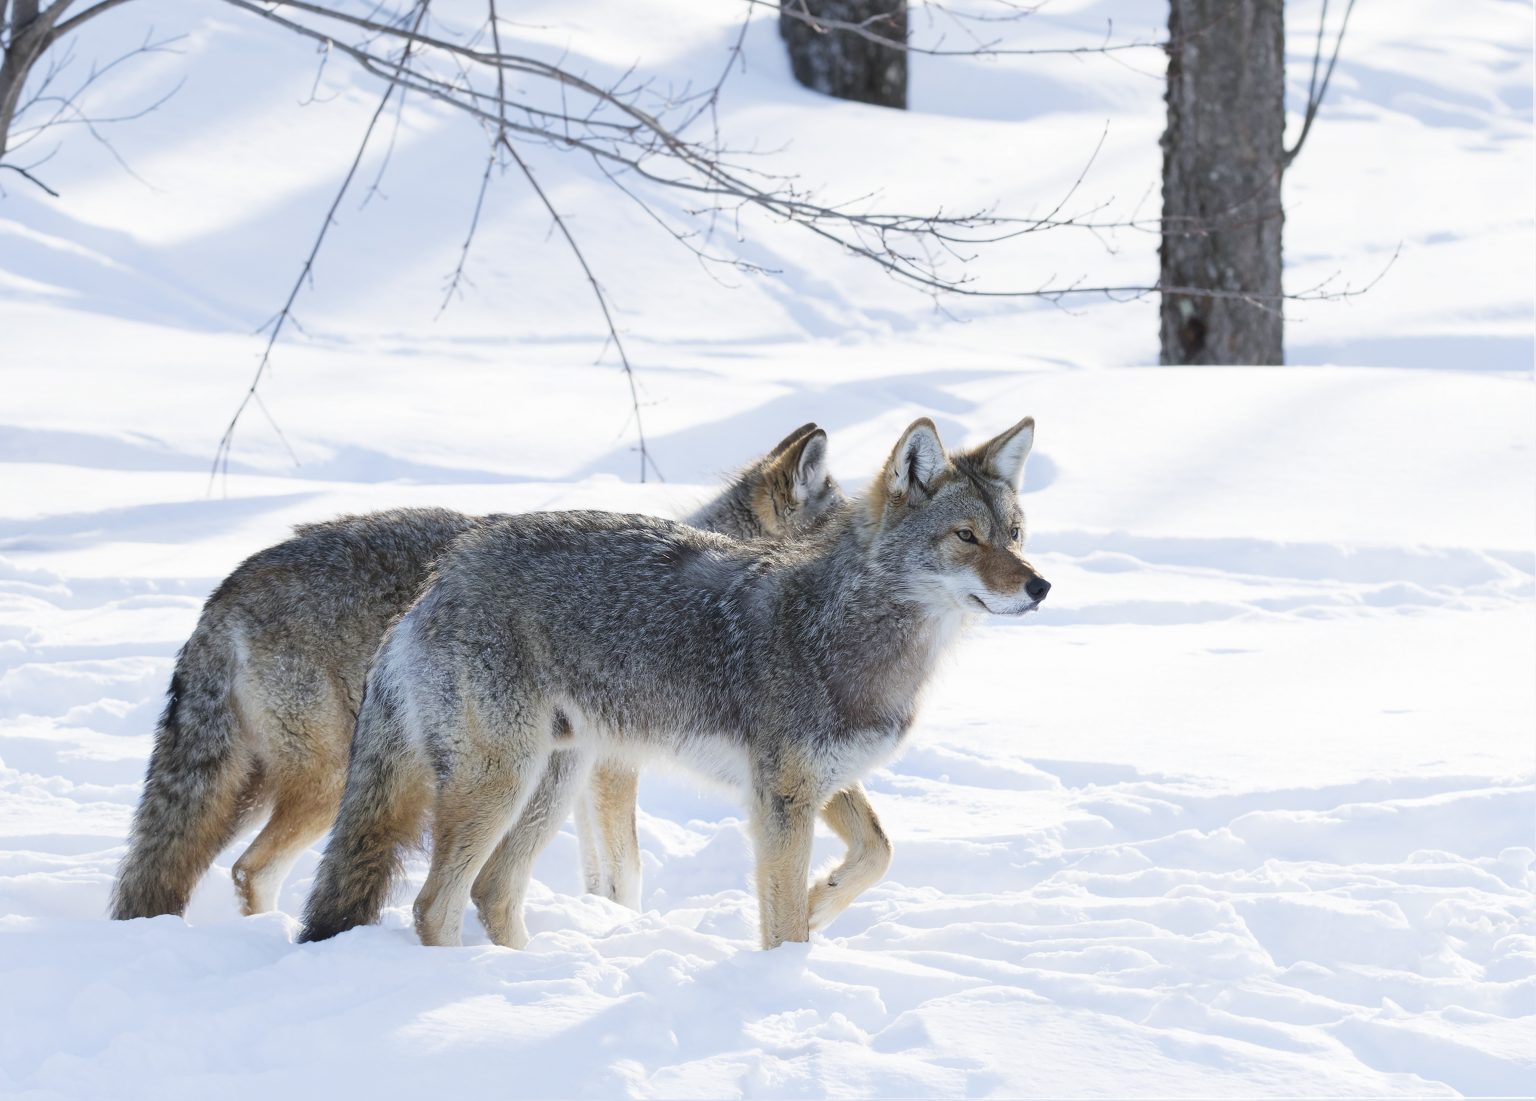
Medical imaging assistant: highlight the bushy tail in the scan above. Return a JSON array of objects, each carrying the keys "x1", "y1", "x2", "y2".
[
  {"x1": 111, "y1": 624, "x2": 256, "y2": 920},
  {"x1": 298, "y1": 680, "x2": 430, "y2": 942}
]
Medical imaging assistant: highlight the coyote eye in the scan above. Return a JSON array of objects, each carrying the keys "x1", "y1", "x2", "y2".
[
  {"x1": 1010, "y1": 526, "x2": 1021, "y2": 542},
  {"x1": 955, "y1": 528, "x2": 977, "y2": 544}
]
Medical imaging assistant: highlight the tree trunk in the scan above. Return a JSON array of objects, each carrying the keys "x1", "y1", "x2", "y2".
[
  {"x1": 1, "y1": 0, "x2": 48, "y2": 163},
  {"x1": 1, "y1": 52, "x2": 28, "y2": 164},
  {"x1": 779, "y1": 0, "x2": 907, "y2": 110},
  {"x1": 1159, "y1": 0, "x2": 1285, "y2": 365}
]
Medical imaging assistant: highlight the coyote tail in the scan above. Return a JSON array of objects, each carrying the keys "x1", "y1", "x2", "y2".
[
  {"x1": 298, "y1": 677, "x2": 430, "y2": 943},
  {"x1": 110, "y1": 623, "x2": 255, "y2": 920}
]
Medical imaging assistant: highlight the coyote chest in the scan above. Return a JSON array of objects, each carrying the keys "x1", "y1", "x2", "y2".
[
  {"x1": 576, "y1": 709, "x2": 912, "y2": 800},
  {"x1": 808, "y1": 719, "x2": 914, "y2": 794}
]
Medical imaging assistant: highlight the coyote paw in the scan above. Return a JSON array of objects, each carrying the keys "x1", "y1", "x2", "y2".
[
  {"x1": 479, "y1": 911, "x2": 529, "y2": 950},
  {"x1": 807, "y1": 874, "x2": 842, "y2": 932}
]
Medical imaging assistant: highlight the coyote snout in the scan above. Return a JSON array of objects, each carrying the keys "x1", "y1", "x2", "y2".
[
  {"x1": 967, "y1": 541, "x2": 1050, "y2": 615},
  {"x1": 972, "y1": 564, "x2": 1050, "y2": 615},
  {"x1": 968, "y1": 570, "x2": 1049, "y2": 615}
]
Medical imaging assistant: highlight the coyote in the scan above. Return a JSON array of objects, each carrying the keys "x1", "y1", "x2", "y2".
[
  {"x1": 299, "y1": 416, "x2": 1049, "y2": 949},
  {"x1": 109, "y1": 424, "x2": 840, "y2": 922}
]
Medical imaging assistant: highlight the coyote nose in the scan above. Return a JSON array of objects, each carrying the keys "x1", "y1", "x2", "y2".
[{"x1": 1026, "y1": 577, "x2": 1051, "y2": 602}]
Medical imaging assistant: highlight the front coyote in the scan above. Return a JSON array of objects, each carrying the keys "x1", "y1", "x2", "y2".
[{"x1": 300, "y1": 416, "x2": 1049, "y2": 949}]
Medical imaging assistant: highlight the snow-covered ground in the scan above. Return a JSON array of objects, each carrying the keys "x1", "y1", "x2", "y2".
[{"x1": 2, "y1": 1, "x2": 1533, "y2": 1097}]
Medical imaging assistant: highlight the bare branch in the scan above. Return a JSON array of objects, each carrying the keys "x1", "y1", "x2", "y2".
[
  {"x1": 1284, "y1": 0, "x2": 1357, "y2": 169},
  {"x1": 2, "y1": 13, "x2": 178, "y2": 189},
  {"x1": 49, "y1": 0, "x2": 135, "y2": 42},
  {"x1": 438, "y1": 0, "x2": 507, "y2": 312},
  {"x1": 501, "y1": 135, "x2": 660, "y2": 483},
  {"x1": 769, "y1": 0, "x2": 1166, "y2": 58},
  {"x1": 222, "y1": 0, "x2": 1373, "y2": 309},
  {"x1": 0, "y1": 156, "x2": 55, "y2": 192},
  {"x1": 210, "y1": 0, "x2": 432, "y2": 486}
]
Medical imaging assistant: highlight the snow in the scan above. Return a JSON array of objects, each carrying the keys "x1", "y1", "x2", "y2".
[{"x1": 1, "y1": 0, "x2": 1533, "y2": 1097}]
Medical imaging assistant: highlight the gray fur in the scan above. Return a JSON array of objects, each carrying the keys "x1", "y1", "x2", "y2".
[
  {"x1": 110, "y1": 427, "x2": 840, "y2": 922},
  {"x1": 110, "y1": 508, "x2": 475, "y2": 921},
  {"x1": 299, "y1": 416, "x2": 1049, "y2": 948}
]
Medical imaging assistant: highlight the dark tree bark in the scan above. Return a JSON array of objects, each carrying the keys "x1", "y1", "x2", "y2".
[
  {"x1": 1, "y1": 0, "x2": 48, "y2": 162},
  {"x1": 1159, "y1": 0, "x2": 1285, "y2": 365},
  {"x1": 779, "y1": 0, "x2": 907, "y2": 109}
]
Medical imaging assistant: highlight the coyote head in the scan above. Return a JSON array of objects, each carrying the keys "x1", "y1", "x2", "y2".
[
  {"x1": 693, "y1": 422, "x2": 844, "y2": 541},
  {"x1": 869, "y1": 416, "x2": 1050, "y2": 617},
  {"x1": 751, "y1": 422, "x2": 842, "y2": 537}
]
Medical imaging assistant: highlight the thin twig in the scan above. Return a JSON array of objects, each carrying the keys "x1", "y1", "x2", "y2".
[
  {"x1": 769, "y1": 0, "x2": 1165, "y2": 58},
  {"x1": 1284, "y1": 0, "x2": 1356, "y2": 169},
  {"x1": 501, "y1": 135, "x2": 659, "y2": 482},
  {"x1": 438, "y1": 0, "x2": 506, "y2": 312},
  {"x1": 0, "y1": 158, "x2": 56, "y2": 193},
  {"x1": 200, "y1": 0, "x2": 1379, "y2": 486},
  {"x1": 209, "y1": 0, "x2": 432, "y2": 488}
]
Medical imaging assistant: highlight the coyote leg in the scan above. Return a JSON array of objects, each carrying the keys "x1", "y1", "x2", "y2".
[
  {"x1": 807, "y1": 784, "x2": 892, "y2": 931},
  {"x1": 232, "y1": 679, "x2": 351, "y2": 916},
  {"x1": 575, "y1": 788, "x2": 603, "y2": 896},
  {"x1": 232, "y1": 777, "x2": 339, "y2": 915},
  {"x1": 297, "y1": 691, "x2": 432, "y2": 943},
  {"x1": 415, "y1": 750, "x2": 540, "y2": 947},
  {"x1": 471, "y1": 749, "x2": 592, "y2": 948},
  {"x1": 749, "y1": 765, "x2": 817, "y2": 949},
  {"x1": 586, "y1": 761, "x2": 641, "y2": 910}
]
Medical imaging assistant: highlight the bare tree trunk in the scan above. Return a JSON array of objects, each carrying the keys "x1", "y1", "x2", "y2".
[
  {"x1": 1159, "y1": 0, "x2": 1285, "y2": 365},
  {"x1": 779, "y1": 0, "x2": 907, "y2": 109},
  {"x1": 2, "y1": 0, "x2": 69, "y2": 164},
  {"x1": 1, "y1": 0, "x2": 44, "y2": 161}
]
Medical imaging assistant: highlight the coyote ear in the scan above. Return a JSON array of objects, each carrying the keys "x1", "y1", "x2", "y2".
[
  {"x1": 790, "y1": 428, "x2": 830, "y2": 504},
  {"x1": 761, "y1": 427, "x2": 828, "y2": 509},
  {"x1": 767, "y1": 422, "x2": 819, "y2": 460},
  {"x1": 885, "y1": 418, "x2": 947, "y2": 501},
  {"x1": 977, "y1": 416, "x2": 1035, "y2": 490}
]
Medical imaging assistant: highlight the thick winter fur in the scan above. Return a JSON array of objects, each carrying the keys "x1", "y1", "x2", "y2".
[
  {"x1": 109, "y1": 425, "x2": 839, "y2": 922},
  {"x1": 578, "y1": 421, "x2": 843, "y2": 907},
  {"x1": 110, "y1": 508, "x2": 474, "y2": 921},
  {"x1": 300, "y1": 416, "x2": 1048, "y2": 949}
]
